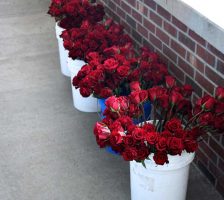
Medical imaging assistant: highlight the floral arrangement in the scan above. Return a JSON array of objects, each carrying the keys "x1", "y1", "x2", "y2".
[
  {"x1": 47, "y1": 0, "x2": 105, "y2": 29},
  {"x1": 73, "y1": 47, "x2": 168, "y2": 98},
  {"x1": 93, "y1": 76, "x2": 224, "y2": 166},
  {"x1": 60, "y1": 19, "x2": 132, "y2": 61}
]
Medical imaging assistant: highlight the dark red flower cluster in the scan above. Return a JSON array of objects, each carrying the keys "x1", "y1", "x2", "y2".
[
  {"x1": 93, "y1": 79, "x2": 224, "y2": 165},
  {"x1": 61, "y1": 19, "x2": 132, "y2": 61},
  {"x1": 48, "y1": 0, "x2": 105, "y2": 29},
  {"x1": 73, "y1": 47, "x2": 168, "y2": 98}
]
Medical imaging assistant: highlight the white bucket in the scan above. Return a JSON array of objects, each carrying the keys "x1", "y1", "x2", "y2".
[
  {"x1": 68, "y1": 58, "x2": 100, "y2": 112},
  {"x1": 55, "y1": 22, "x2": 70, "y2": 77},
  {"x1": 130, "y1": 151, "x2": 195, "y2": 200}
]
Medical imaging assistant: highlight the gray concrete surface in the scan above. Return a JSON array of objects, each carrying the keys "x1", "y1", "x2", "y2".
[{"x1": 0, "y1": 0, "x2": 223, "y2": 199}]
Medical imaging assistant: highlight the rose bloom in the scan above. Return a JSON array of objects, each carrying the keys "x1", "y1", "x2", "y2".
[
  {"x1": 122, "y1": 147, "x2": 138, "y2": 161},
  {"x1": 167, "y1": 137, "x2": 184, "y2": 155},
  {"x1": 153, "y1": 151, "x2": 169, "y2": 165},
  {"x1": 196, "y1": 95, "x2": 216, "y2": 111},
  {"x1": 132, "y1": 127, "x2": 146, "y2": 141},
  {"x1": 184, "y1": 139, "x2": 198, "y2": 153},
  {"x1": 216, "y1": 86, "x2": 224, "y2": 100},
  {"x1": 130, "y1": 81, "x2": 141, "y2": 92},
  {"x1": 145, "y1": 132, "x2": 158, "y2": 145},
  {"x1": 156, "y1": 137, "x2": 167, "y2": 151},
  {"x1": 165, "y1": 118, "x2": 182, "y2": 133}
]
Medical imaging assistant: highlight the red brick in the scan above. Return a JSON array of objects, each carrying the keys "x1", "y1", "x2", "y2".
[
  {"x1": 116, "y1": 6, "x2": 126, "y2": 19},
  {"x1": 207, "y1": 43, "x2": 224, "y2": 62},
  {"x1": 121, "y1": 1, "x2": 131, "y2": 13},
  {"x1": 157, "y1": 5, "x2": 171, "y2": 20},
  {"x1": 120, "y1": 20, "x2": 131, "y2": 33},
  {"x1": 196, "y1": 148, "x2": 209, "y2": 165},
  {"x1": 126, "y1": 14, "x2": 136, "y2": 29},
  {"x1": 113, "y1": 0, "x2": 120, "y2": 5},
  {"x1": 163, "y1": 45, "x2": 177, "y2": 63},
  {"x1": 199, "y1": 141, "x2": 218, "y2": 164},
  {"x1": 178, "y1": 57, "x2": 194, "y2": 77},
  {"x1": 189, "y1": 30, "x2": 206, "y2": 46},
  {"x1": 169, "y1": 64, "x2": 185, "y2": 82},
  {"x1": 132, "y1": 9, "x2": 142, "y2": 23},
  {"x1": 218, "y1": 159, "x2": 224, "y2": 171},
  {"x1": 195, "y1": 72, "x2": 215, "y2": 95},
  {"x1": 150, "y1": 11, "x2": 162, "y2": 27},
  {"x1": 172, "y1": 16, "x2": 188, "y2": 32},
  {"x1": 164, "y1": 21, "x2": 177, "y2": 37},
  {"x1": 205, "y1": 66, "x2": 224, "y2": 86},
  {"x1": 137, "y1": 23, "x2": 148, "y2": 39},
  {"x1": 171, "y1": 40, "x2": 186, "y2": 58},
  {"x1": 144, "y1": 0, "x2": 156, "y2": 10},
  {"x1": 156, "y1": 28, "x2": 169, "y2": 45},
  {"x1": 149, "y1": 33, "x2": 162, "y2": 49},
  {"x1": 186, "y1": 52, "x2": 204, "y2": 73},
  {"x1": 208, "y1": 161, "x2": 224, "y2": 180},
  {"x1": 144, "y1": 18, "x2": 155, "y2": 33},
  {"x1": 128, "y1": 0, "x2": 136, "y2": 7},
  {"x1": 178, "y1": 32, "x2": 196, "y2": 52},
  {"x1": 143, "y1": 39, "x2": 155, "y2": 52},
  {"x1": 197, "y1": 161, "x2": 216, "y2": 185},
  {"x1": 217, "y1": 60, "x2": 224, "y2": 74},
  {"x1": 209, "y1": 137, "x2": 224, "y2": 160},
  {"x1": 197, "y1": 45, "x2": 216, "y2": 66},
  {"x1": 137, "y1": 2, "x2": 148, "y2": 16}
]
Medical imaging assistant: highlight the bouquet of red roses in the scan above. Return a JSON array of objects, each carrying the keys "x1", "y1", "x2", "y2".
[
  {"x1": 60, "y1": 19, "x2": 132, "y2": 61},
  {"x1": 73, "y1": 47, "x2": 168, "y2": 99},
  {"x1": 93, "y1": 76, "x2": 224, "y2": 165},
  {"x1": 47, "y1": 0, "x2": 105, "y2": 29}
]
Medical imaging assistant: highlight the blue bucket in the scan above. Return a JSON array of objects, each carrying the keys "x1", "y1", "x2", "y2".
[{"x1": 97, "y1": 98, "x2": 152, "y2": 155}]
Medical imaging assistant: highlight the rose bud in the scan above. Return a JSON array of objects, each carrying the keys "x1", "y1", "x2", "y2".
[
  {"x1": 196, "y1": 95, "x2": 216, "y2": 111},
  {"x1": 130, "y1": 81, "x2": 141, "y2": 92},
  {"x1": 170, "y1": 91, "x2": 183, "y2": 105},
  {"x1": 182, "y1": 84, "x2": 193, "y2": 97},
  {"x1": 165, "y1": 76, "x2": 176, "y2": 88},
  {"x1": 215, "y1": 86, "x2": 224, "y2": 100}
]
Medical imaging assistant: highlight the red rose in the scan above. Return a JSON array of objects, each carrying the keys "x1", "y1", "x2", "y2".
[
  {"x1": 156, "y1": 137, "x2": 167, "y2": 151},
  {"x1": 174, "y1": 129, "x2": 186, "y2": 139},
  {"x1": 182, "y1": 85, "x2": 193, "y2": 97},
  {"x1": 153, "y1": 151, "x2": 169, "y2": 165},
  {"x1": 199, "y1": 112, "x2": 214, "y2": 126},
  {"x1": 196, "y1": 95, "x2": 216, "y2": 111},
  {"x1": 148, "y1": 86, "x2": 167, "y2": 102},
  {"x1": 94, "y1": 122, "x2": 111, "y2": 148},
  {"x1": 123, "y1": 135, "x2": 136, "y2": 147},
  {"x1": 170, "y1": 91, "x2": 183, "y2": 105},
  {"x1": 215, "y1": 86, "x2": 224, "y2": 100},
  {"x1": 103, "y1": 58, "x2": 119, "y2": 72},
  {"x1": 117, "y1": 65, "x2": 130, "y2": 77},
  {"x1": 132, "y1": 127, "x2": 146, "y2": 141},
  {"x1": 122, "y1": 147, "x2": 138, "y2": 161},
  {"x1": 184, "y1": 139, "x2": 198, "y2": 153},
  {"x1": 137, "y1": 145, "x2": 150, "y2": 160},
  {"x1": 142, "y1": 122, "x2": 156, "y2": 132},
  {"x1": 80, "y1": 87, "x2": 92, "y2": 97},
  {"x1": 118, "y1": 116, "x2": 133, "y2": 127},
  {"x1": 157, "y1": 94, "x2": 169, "y2": 109},
  {"x1": 110, "y1": 132, "x2": 124, "y2": 146},
  {"x1": 99, "y1": 88, "x2": 113, "y2": 98},
  {"x1": 161, "y1": 130, "x2": 172, "y2": 138},
  {"x1": 167, "y1": 137, "x2": 183, "y2": 155},
  {"x1": 145, "y1": 132, "x2": 158, "y2": 145},
  {"x1": 214, "y1": 115, "x2": 224, "y2": 131},
  {"x1": 165, "y1": 118, "x2": 182, "y2": 133},
  {"x1": 165, "y1": 76, "x2": 176, "y2": 88},
  {"x1": 130, "y1": 90, "x2": 148, "y2": 104},
  {"x1": 128, "y1": 69, "x2": 140, "y2": 81},
  {"x1": 215, "y1": 102, "x2": 224, "y2": 114},
  {"x1": 105, "y1": 96, "x2": 120, "y2": 112},
  {"x1": 130, "y1": 81, "x2": 141, "y2": 92},
  {"x1": 187, "y1": 127, "x2": 204, "y2": 140}
]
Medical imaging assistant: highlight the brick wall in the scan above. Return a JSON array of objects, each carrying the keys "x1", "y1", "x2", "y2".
[{"x1": 97, "y1": 0, "x2": 224, "y2": 196}]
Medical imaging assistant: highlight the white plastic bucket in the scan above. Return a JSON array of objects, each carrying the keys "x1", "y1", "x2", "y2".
[
  {"x1": 68, "y1": 58, "x2": 100, "y2": 112},
  {"x1": 55, "y1": 22, "x2": 70, "y2": 77},
  {"x1": 130, "y1": 151, "x2": 195, "y2": 200}
]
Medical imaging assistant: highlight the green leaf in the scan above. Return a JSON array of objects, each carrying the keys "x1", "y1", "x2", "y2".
[{"x1": 141, "y1": 160, "x2": 146, "y2": 168}]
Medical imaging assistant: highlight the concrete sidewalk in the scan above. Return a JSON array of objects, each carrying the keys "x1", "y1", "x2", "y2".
[{"x1": 0, "y1": 0, "x2": 223, "y2": 199}]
